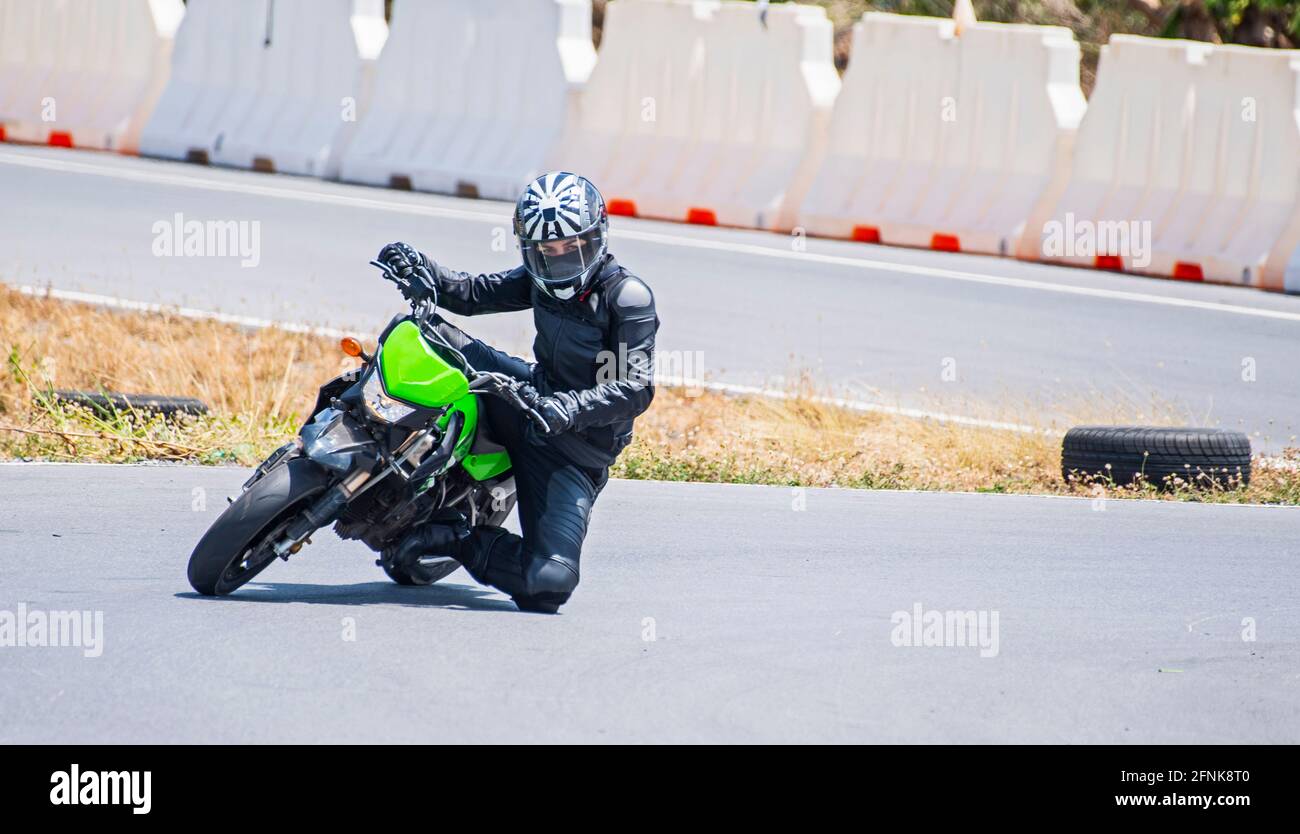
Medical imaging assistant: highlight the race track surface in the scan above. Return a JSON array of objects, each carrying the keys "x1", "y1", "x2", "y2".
[
  {"x1": 2, "y1": 146, "x2": 1299, "y2": 442},
  {"x1": 1, "y1": 464, "x2": 1296, "y2": 744}
]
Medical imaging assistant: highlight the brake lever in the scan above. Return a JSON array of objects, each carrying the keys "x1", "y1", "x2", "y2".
[
  {"x1": 369, "y1": 258, "x2": 411, "y2": 293},
  {"x1": 522, "y1": 406, "x2": 550, "y2": 433},
  {"x1": 506, "y1": 384, "x2": 551, "y2": 432},
  {"x1": 469, "y1": 374, "x2": 551, "y2": 432}
]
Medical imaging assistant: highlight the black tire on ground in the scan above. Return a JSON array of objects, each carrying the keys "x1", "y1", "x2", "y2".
[
  {"x1": 1061, "y1": 426, "x2": 1252, "y2": 489},
  {"x1": 52, "y1": 390, "x2": 209, "y2": 417},
  {"x1": 188, "y1": 458, "x2": 333, "y2": 596}
]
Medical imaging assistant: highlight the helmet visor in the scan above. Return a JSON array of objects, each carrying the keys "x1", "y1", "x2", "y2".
[{"x1": 520, "y1": 225, "x2": 605, "y2": 284}]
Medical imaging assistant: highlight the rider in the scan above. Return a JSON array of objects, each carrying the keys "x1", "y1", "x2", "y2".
[{"x1": 375, "y1": 172, "x2": 658, "y2": 613}]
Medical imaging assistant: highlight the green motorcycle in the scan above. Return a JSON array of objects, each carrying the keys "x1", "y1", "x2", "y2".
[{"x1": 187, "y1": 283, "x2": 546, "y2": 596}]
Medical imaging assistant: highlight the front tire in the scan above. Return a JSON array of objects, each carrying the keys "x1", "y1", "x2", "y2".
[{"x1": 188, "y1": 458, "x2": 333, "y2": 596}]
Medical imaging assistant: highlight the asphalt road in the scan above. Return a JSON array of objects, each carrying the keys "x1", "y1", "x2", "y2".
[
  {"x1": 1, "y1": 463, "x2": 1296, "y2": 743},
  {"x1": 2, "y1": 145, "x2": 1299, "y2": 444}
]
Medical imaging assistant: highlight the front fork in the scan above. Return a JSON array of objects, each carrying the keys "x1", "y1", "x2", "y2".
[{"x1": 264, "y1": 406, "x2": 463, "y2": 560}]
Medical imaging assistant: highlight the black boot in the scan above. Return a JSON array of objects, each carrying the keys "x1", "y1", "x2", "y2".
[{"x1": 383, "y1": 512, "x2": 470, "y2": 572}]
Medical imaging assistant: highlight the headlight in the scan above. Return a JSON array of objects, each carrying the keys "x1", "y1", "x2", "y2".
[{"x1": 362, "y1": 369, "x2": 416, "y2": 423}]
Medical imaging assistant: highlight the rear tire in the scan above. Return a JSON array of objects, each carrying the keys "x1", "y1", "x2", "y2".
[
  {"x1": 1061, "y1": 426, "x2": 1251, "y2": 489},
  {"x1": 188, "y1": 459, "x2": 333, "y2": 595}
]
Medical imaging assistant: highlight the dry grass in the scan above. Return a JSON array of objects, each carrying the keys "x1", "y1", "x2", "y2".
[
  {"x1": 2, "y1": 285, "x2": 1296, "y2": 504},
  {"x1": 616, "y1": 386, "x2": 1300, "y2": 504},
  {"x1": 0, "y1": 285, "x2": 347, "y2": 465}
]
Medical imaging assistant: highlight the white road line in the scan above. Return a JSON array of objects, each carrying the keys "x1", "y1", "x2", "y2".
[
  {"x1": 5, "y1": 149, "x2": 1300, "y2": 324},
  {"x1": 15, "y1": 284, "x2": 1047, "y2": 434},
  {"x1": 15, "y1": 284, "x2": 352, "y2": 338},
  {"x1": 0, "y1": 149, "x2": 505, "y2": 222}
]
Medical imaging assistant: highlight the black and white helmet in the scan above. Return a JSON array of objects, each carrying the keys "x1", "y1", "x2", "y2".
[{"x1": 514, "y1": 171, "x2": 609, "y2": 301}]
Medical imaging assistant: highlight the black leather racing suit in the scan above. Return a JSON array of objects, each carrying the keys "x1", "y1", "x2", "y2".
[{"x1": 422, "y1": 252, "x2": 658, "y2": 610}]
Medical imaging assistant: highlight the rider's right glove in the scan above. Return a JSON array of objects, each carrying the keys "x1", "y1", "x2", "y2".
[{"x1": 375, "y1": 242, "x2": 438, "y2": 302}]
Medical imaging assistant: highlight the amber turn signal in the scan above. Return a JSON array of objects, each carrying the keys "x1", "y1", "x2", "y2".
[{"x1": 340, "y1": 337, "x2": 364, "y2": 357}]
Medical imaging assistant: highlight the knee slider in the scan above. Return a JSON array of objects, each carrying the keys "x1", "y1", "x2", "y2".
[{"x1": 523, "y1": 554, "x2": 580, "y2": 600}]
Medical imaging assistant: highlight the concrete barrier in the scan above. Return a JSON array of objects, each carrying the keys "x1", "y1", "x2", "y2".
[
  {"x1": 557, "y1": 0, "x2": 715, "y2": 217},
  {"x1": 0, "y1": 0, "x2": 183, "y2": 151},
  {"x1": 557, "y1": 0, "x2": 838, "y2": 230},
  {"x1": 1265, "y1": 213, "x2": 1300, "y2": 294},
  {"x1": 210, "y1": 0, "x2": 386, "y2": 177},
  {"x1": 138, "y1": 0, "x2": 268, "y2": 163},
  {"x1": 334, "y1": 0, "x2": 438, "y2": 188},
  {"x1": 1029, "y1": 36, "x2": 1300, "y2": 291},
  {"x1": 0, "y1": 0, "x2": 50, "y2": 140},
  {"x1": 340, "y1": 0, "x2": 595, "y2": 199},
  {"x1": 799, "y1": 13, "x2": 1085, "y2": 256},
  {"x1": 1239, "y1": 47, "x2": 1300, "y2": 294},
  {"x1": 140, "y1": 0, "x2": 383, "y2": 173}
]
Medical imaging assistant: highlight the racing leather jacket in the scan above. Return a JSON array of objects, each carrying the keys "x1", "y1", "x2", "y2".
[{"x1": 424, "y1": 253, "x2": 658, "y2": 469}]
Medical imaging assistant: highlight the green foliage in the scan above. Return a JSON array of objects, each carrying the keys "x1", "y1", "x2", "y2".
[{"x1": 804, "y1": 0, "x2": 1298, "y2": 45}]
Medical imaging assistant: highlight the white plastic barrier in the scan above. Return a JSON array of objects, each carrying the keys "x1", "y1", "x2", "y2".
[
  {"x1": 140, "y1": 0, "x2": 383, "y2": 174},
  {"x1": 138, "y1": 0, "x2": 269, "y2": 162},
  {"x1": 339, "y1": 0, "x2": 595, "y2": 199},
  {"x1": 0, "y1": 0, "x2": 183, "y2": 152},
  {"x1": 1029, "y1": 36, "x2": 1300, "y2": 290},
  {"x1": 799, "y1": 13, "x2": 1085, "y2": 255},
  {"x1": 1266, "y1": 210, "x2": 1300, "y2": 294},
  {"x1": 555, "y1": 0, "x2": 839, "y2": 230},
  {"x1": 0, "y1": 1, "x2": 41, "y2": 136},
  {"x1": 555, "y1": 0, "x2": 715, "y2": 217},
  {"x1": 211, "y1": 0, "x2": 386, "y2": 177}
]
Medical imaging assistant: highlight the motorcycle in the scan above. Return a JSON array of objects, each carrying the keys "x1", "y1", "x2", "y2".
[{"x1": 187, "y1": 267, "x2": 548, "y2": 596}]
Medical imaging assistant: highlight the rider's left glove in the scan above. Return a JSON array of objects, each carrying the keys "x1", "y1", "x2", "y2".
[
  {"x1": 535, "y1": 397, "x2": 574, "y2": 436},
  {"x1": 517, "y1": 384, "x2": 574, "y2": 437}
]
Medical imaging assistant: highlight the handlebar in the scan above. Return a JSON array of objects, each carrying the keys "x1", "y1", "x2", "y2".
[
  {"x1": 468, "y1": 372, "x2": 551, "y2": 434},
  {"x1": 371, "y1": 258, "x2": 551, "y2": 434}
]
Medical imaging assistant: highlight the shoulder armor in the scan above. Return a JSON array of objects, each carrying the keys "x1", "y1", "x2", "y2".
[{"x1": 609, "y1": 274, "x2": 654, "y2": 313}]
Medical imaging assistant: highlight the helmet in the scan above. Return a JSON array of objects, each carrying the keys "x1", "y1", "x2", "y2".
[{"x1": 514, "y1": 171, "x2": 608, "y2": 301}]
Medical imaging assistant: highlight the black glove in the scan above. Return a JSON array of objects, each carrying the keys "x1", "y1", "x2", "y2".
[
  {"x1": 516, "y1": 383, "x2": 573, "y2": 437},
  {"x1": 374, "y1": 242, "x2": 437, "y2": 303}
]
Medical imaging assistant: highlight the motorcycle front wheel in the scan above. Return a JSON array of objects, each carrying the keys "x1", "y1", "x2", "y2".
[{"x1": 188, "y1": 458, "x2": 332, "y2": 596}]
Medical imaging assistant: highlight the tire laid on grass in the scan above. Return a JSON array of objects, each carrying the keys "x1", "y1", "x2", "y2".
[
  {"x1": 1061, "y1": 426, "x2": 1251, "y2": 489},
  {"x1": 51, "y1": 390, "x2": 209, "y2": 418}
]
